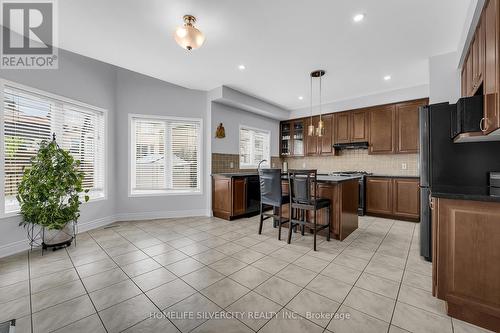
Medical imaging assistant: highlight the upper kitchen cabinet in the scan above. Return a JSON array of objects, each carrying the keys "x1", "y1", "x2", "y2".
[
  {"x1": 396, "y1": 99, "x2": 427, "y2": 153},
  {"x1": 334, "y1": 109, "x2": 369, "y2": 144},
  {"x1": 369, "y1": 105, "x2": 396, "y2": 154},
  {"x1": 305, "y1": 114, "x2": 334, "y2": 156},
  {"x1": 280, "y1": 119, "x2": 306, "y2": 157},
  {"x1": 460, "y1": 0, "x2": 500, "y2": 135}
]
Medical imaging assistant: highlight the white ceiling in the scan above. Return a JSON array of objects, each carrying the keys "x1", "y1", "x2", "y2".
[{"x1": 59, "y1": 0, "x2": 472, "y2": 110}]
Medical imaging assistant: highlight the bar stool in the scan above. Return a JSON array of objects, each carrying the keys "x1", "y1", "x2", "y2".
[
  {"x1": 287, "y1": 169, "x2": 331, "y2": 251},
  {"x1": 258, "y1": 168, "x2": 290, "y2": 240}
]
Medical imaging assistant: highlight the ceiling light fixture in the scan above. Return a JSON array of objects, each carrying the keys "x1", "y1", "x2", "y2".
[
  {"x1": 353, "y1": 13, "x2": 365, "y2": 22},
  {"x1": 308, "y1": 70, "x2": 326, "y2": 137},
  {"x1": 384, "y1": 75, "x2": 392, "y2": 81},
  {"x1": 298, "y1": 96, "x2": 304, "y2": 100},
  {"x1": 174, "y1": 15, "x2": 205, "y2": 50},
  {"x1": 238, "y1": 64, "x2": 246, "y2": 70}
]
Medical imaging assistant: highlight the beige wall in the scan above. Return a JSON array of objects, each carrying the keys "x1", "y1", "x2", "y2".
[{"x1": 284, "y1": 150, "x2": 419, "y2": 176}]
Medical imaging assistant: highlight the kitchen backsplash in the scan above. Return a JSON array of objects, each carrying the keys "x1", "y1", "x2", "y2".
[
  {"x1": 212, "y1": 153, "x2": 282, "y2": 174},
  {"x1": 284, "y1": 150, "x2": 419, "y2": 176}
]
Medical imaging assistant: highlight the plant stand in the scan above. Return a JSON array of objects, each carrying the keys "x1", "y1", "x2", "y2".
[{"x1": 41, "y1": 221, "x2": 77, "y2": 254}]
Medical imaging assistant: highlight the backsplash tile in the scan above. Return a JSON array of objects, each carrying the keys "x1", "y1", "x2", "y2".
[
  {"x1": 284, "y1": 150, "x2": 419, "y2": 176},
  {"x1": 212, "y1": 153, "x2": 282, "y2": 174}
]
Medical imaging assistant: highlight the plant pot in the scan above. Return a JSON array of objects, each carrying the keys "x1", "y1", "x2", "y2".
[{"x1": 42, "y1": 222, "x2": 74, "y2": 248}]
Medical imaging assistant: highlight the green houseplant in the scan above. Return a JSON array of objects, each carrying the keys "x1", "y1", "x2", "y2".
[{"x1": 17, "y1": 137, "x2": 89, "y2": 247}]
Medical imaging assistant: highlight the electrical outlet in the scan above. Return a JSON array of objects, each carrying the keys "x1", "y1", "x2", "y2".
[
  {"x1": 272, "y1": 162, "x2": 275, "y2": 168},
  {"x1": 401, "y1": 163, "x2": 407, "y2": 170},
  {"x1": 302, "y1": 162, "x2": 306, "y2": 168},
  {"x1": 229, "y1": 161, "x2": 234, "y2": 169}
]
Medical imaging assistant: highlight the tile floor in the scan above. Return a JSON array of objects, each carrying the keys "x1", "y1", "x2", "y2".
[{"x1": 0, "y1": 215, "x2": 493, "y2": 333}]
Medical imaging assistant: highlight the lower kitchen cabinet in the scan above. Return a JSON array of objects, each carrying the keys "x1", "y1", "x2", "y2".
[
  {"x1": 212, "y1": 174, "x2": 259, "y2": 220},
  {"x1": 432, "y1": 197, "x2": 500, "y2": 332},
  {"x1": 366, "y1": 176, "x2": 420, "y2": 221}
]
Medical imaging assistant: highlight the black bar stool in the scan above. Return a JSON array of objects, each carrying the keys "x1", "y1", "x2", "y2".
[
  {"x1": 287, "y1": 169, "x2": 331, "y2": 251},
  {"x1": 258, "y1": 168, "x2": 289, "y2": 240}
]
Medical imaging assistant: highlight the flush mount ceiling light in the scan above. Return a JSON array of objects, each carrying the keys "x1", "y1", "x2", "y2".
[
  {"x1": 384, "y1": 75, "x2": 392, "y2": 81},
  {"x1": 174, "y1": 15, "x2": 205, "y2": 50},
  {"x1": 353, "y1": 13, "x2": 365, "y2": 22},
  {"x1": 298, "y1": 96, "x2": 304, "y2": 100},
  {"x1": 238, "y1": 64, "x2": 246, "y2": 70}
]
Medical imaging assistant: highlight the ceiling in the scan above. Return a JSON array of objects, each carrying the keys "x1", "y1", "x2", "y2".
[{"x1": 59, "y1": 0, "x2": 472, "y2": 110}]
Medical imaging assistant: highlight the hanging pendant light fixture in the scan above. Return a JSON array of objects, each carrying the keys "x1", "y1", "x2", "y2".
[
  {"x1": 174, "y1": 15, "x2": 205, "y2": 50},
  {"x1": 307, "y1": 75, "x2": 315, "y2": 136},
  {"x1": 308, "y1": 70, "x2": 326, "y2": 137}
]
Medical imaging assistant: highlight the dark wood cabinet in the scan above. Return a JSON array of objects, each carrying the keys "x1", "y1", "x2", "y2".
[
  {"x1": 212, "y1": 175, "x2": 260, "y2": 220},
  {"x1": 280, "y1": 119, "x2": 305, "y2": 157},
  {"x1": 396, "y1": 100, "x2": 425, "y2": 153},
  {"x1": 232, "y1": 178, "x2": 246, "y2": 216},
  {"x1": 432, "y1": 198, "x2": 500, "y2": 332},
  {"x1": 334, "y1": 112, "x2": 350, "y2": 144},
  {"x1": 366, "y1": 176, "x2": 420, "y2": 221},
  {"x1": 350, "y1": 109, "x2": 369, "y2": 142},
  {"x1": 366, "y1": 177, "x2": 393, "y2": 215},
  {"x1": 304, "y1": 114, "x2": 333, "y2": 156},
  {"x1": 460, "y1": 0, "x2": 500, "y2": 136},
  {"x1": 369, "y1": 105, "x2": 396, "y2": 154},
  {"x1": 393, "y1": 178, "x2": 420, "y2": 220}
]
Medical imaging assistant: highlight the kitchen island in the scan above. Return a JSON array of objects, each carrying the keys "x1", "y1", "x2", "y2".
[{"x1": 212, "y1": 173, "x2": 359, "y2": 241}]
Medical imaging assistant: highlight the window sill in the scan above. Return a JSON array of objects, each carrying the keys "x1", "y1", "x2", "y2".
[{"x1": 128, "y1": 190, "x2": 203, "y2": 198}]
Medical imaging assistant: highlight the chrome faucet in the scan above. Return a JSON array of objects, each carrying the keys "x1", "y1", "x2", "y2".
[{"x1": 257, "y1": 159, "x2": 268, "y2": 170}]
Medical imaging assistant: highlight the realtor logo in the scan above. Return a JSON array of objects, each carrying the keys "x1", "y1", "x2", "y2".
[{"x1": 1, "y1": 0, "x2": 58, "y2": 69}]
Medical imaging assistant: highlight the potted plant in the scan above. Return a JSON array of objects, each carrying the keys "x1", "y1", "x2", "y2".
[{"x1": 17, "y1": 135, "x2": 89, "y2": 250}]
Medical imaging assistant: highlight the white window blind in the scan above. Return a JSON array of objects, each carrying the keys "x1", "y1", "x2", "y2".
[
  {"x1": 239, "y1": 127, "x2": 270, "y2": 169},
  {"x1": 131, "y1": 116, "x2": 201, "y2": 195},
  {"x1": 3, "y1": 85, "x2": 106, "y2": 213}
]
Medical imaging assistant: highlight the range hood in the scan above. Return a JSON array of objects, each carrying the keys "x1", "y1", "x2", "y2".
[{"x1": 332, "y1": 142, "x2": 369, "y2": 150}]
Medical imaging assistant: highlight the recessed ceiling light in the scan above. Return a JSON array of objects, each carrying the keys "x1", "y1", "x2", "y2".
[
  {"x1": 298, "y1": 96, "x2": 304, "y2": 100},
  {"x1": 353, "y1": 13, "x2": 365, "y2": 22},
  {"x1": 238, "y1": 64, "x2": 246, "y2": 70},
  {"x1": 384, "y1": 75, "x2": 392, "y2": 81}
]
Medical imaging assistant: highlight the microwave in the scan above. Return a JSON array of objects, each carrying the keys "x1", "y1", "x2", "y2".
[{"x1": 450, "y1": 95, "x2": 484, "y2": 139}]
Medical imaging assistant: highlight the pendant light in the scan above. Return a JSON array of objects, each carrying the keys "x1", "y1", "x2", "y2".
[
  {"x1": 307, "y1": 75, "x2": 315, "y2": 136},
  {"x1": 174, "y1": 15, "x2": 205, "y2": 50},
  {"x1": 307, "y1": 70, "x2": 326, "y2": 137}
]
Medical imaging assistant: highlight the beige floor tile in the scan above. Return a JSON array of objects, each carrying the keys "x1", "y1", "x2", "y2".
[
  {"x1": 259, "y1": 309, "x2": 324, "y2": 333},
  {"x1": 0, "y1": 295, "x2": 30, "y2": 323},
  {"x1": 166, "y1": 293, "x2": 221, "y2": 332},
  {"x1": 191, "y1": 249, "x2": 227, "y2": 265},
  {"x1": 276, "y1": 264, "x2": 317, "y2": 287},
  {"x1": 113, "y1": 251, "x2": 149, "y2": 266},
  {"x1": 286, "y1": 289, "x2": 340, "y2": 327},
  {"x1": 201, "y1": 278, "x2": 249, "y2": 308},
  {"x1": 153, "y1": 250, "x2": 189, "y2": 266},
  {"x1": 355, "y1": 272, "x2": 400, "y2": 299},
  {"x1": 214, "y1": 242, "x2": 245, "y2": 256},
  {"x1": 132, "y1": 267, "x2": 177, "y2": 291},
  {"x1": 305, "y1": 273, "x2": 352, "y2": 303},
  {"x1": 392, "y1": 301, "x2": 453, "y2": 333},
  {"x1": 99, "y1": 294, "x2": 158, "y2": 333},
  {"x1": 76, "y1": 258, "x2": 117, "y2": 278},
  {"x1": 141, "y1": 243, "x2": 174, "y2": 257},
  {"x1": 227, "y1": 291, "x2": 281, "y2": 330},
  {"x1": 254, "y1": 276, "x2": 300, "y2": 305},
  {"x1": 182, "y1": 267, "x2": 225, "y2": 290},
  {"x1": 122, "y1": 258, "x2": 162, "y2": 277},
  {"x1": 0, "y1": 280, "x2": 29, "y2": 304},
  {"x1": 365, "y1": 260, "x2": 404, "y2": 282},
  {"x1": 82, "y1": 267, "x2": 129, "y2": 292},
  {"x1": 122, "y1": 316, "x2": 180, "y2": 333},
  {"x1": 166, "y1": 258, "x2": 205, "y2": 276},
  {"x1": 251, "y1": 256, "x2": 289, "y2": 274},
  {"x1": 328, "y1": 305, "x2": 389, "y2": 333},
  {"x1": 321, "y1": 262, "x2": 362, "y2": 284},
  {"x1": 344, "y1": 286, "x2": 396, "y2": 322},
  {"x1": 90, "y1": 279, "x2": 142, "y2": 311},
  {"x1": 191, "y1": 317, "x2": 253, "y2": 333},
  {"x1": 146, "y1": 278, "x2": 196, "y2": 310},
  {"x1": 398, "y1": 284, "x2": 447, "y2": 316},
  {"x1": 52, "y1": 314, "x2": 106, "y2": 333},
  {"x1": 333, "y1": 253, "x2": 369, "y2": 271},
  {"x1": 452, "y1": 318, "x2": 495, "y2": 333},
  {"x1": 230, "y1": 249, "x2": 265, "y2": 264},
  {"x1": 30, "y1": 268, "x2": 79, "y2": 293},
  {"x1": 402, "y1": 270, "x2": 432, "y2": 292},
  {"x1": 293, "y1": 255, "x2": 330, "y2": 273},
  {"x1": 178, "y1": 243, "x2": 211, "y2": 256},
  {"x1": 32, "y1": 295, "x2": 95, "y2": 333},
  {"x1": 209, "y1": 257, "x2": 247, "y2": 275},
  {"x1": 32, "y1": 279, "x2": 86, "y2": 312},
  {"x1": 229, "y1": 265, "x2": 271, "y2": 289}
]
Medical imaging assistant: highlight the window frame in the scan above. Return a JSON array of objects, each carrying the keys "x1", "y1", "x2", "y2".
[
  {"x1": 0, "y1": 79, "x2": 108, "y2": 218},
  {"x1": 128, "y1": 113, "x2": 203, "y2": 197},
  {"x1": 239, "y1": 125, "x2": 271, "y2": 169}
]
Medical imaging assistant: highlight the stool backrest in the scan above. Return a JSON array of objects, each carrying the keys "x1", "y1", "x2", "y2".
[
  {"x1": 288, "y1": 169, "x2": 317, "y2": 205},
  {"x1": 258, "y1": 168, "x2": 283, "y2": 206}
]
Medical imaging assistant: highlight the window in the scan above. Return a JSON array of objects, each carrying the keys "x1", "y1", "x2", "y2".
[
  {"x1": 130, "y1": 115, "x2": 201, "y2": 195},
  {"x1": 2, "y1": 83, "x2": 106, "y2": 213},
  {"x1": 239, "y1": 126, "x2": 270, "y2": 169}
]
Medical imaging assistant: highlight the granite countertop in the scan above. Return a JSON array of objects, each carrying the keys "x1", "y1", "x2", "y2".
[{"x1": 431, "y1": 185, "x2": 500, "y2": 203}]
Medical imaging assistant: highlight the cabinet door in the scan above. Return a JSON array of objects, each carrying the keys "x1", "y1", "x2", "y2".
[
  {"x1": 350, "y1": 109, "x2": 369, "y2": 142},
  {"x1": 292, "y1": 120, "x2": 305, "y2": 156},
  {"x1": 393, "y1": 178, "x2": 420, "y2": 220},
  {"x1": 366, "y1": 177, "x2": 393, "y2": 215},
  {"x1": 461, "y1": 65, "x2": 467, "y2": 98},
  {"x1": 335, "y1": 112, "x2": 350, "y2": 143},
  {"x1": 213, "y1": 177, "x2": 232, "y2": 215},
  {"x1": 466, "y1": 51, "x2": 474, "y2": 96},
  {"x1": 320, "y1": 114, "x2": 334, "y2": 155},
  {"x1": 395, "y1": 100, "x2": 425, "y2": 153},
  {"x1": 478, "y1": 16, "x2": 486, "y2": 87},
  {"x1": 484, "y1": 0, "x2": 500, "y2": 134},
  {"x1": 232, "y1": 178, "x2": 246, "y2": 216},
  {"x1": 280, "y1": 122, "x2": 292, "y2": 156},
  {"x1": 472, "y1": 35, "x2": 480, "y2": 90},
  {"x1": 305, "y1": 116, "x2": 319, "y2": 155},
  {"x1": 369, "y1": 105, "x2": 396, "y2": 154}
]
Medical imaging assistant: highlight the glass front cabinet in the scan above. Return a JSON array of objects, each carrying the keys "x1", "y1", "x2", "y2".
[{"x1": 280, "y1": 119, "x2": 305, "y2": 157}]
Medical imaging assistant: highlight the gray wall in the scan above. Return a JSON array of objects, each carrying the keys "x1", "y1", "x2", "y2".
[
  {"x1": 211, "y1": 102, "x2": 280, "y2": 156},
  {"x1": 114, "y1": 69, "x2": 208, "y2": 217},
  {"x1": 0, "y1": 49, "x2": 117, "y2": 253}
]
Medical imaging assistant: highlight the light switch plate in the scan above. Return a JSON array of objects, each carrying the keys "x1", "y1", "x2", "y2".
[
  {"x1": 401, "y1": 163, "x2": 407, "y2": 170},
  {"x1": 229, "y1": 162, "x2": 234, "y2": 168}
]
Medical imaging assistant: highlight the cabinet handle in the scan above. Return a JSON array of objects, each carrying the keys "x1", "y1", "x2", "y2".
[
  {"x1": 429, "y1": 193, "x2": 434, "y2": 210},
  {"x1": 480, "y1": 117, "x2": 488, "y2": 131}
]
